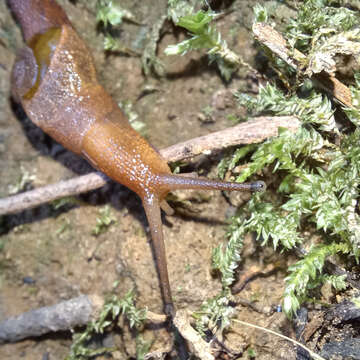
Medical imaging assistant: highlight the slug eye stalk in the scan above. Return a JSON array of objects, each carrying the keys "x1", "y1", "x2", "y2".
[
  {"x1": 250, "y1": 180, "x2": 266, "y2": 192},
  {"x1": 158, "y1": 174, "x2": 266, "y2": 194}
]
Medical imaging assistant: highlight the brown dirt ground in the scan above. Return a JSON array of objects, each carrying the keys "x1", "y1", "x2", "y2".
[{"x1": 0, "y1": 1, "x2": 356, "y2": 360}]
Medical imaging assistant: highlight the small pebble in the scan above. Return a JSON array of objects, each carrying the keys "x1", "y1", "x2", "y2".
[{"x1": 23, "y1": 276, "x2": 36, "y2": 284}]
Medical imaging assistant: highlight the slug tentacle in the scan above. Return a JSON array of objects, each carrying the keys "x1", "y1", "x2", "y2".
[
  {"x1": 158, "y1": 174, "x2": 266, "y2": 193},
  {"x1": 142, "y1": 194, "x2": 174, "y2": 316}
]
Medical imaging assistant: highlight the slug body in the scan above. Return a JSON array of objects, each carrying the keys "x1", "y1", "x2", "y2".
[{"x1": 9, "y1": 0, "x2": 265, "y2": 315}]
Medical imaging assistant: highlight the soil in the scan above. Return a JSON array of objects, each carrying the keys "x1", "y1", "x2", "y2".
[{"x1": 0, "y1": 1, "x2": 358, "y2": 360}]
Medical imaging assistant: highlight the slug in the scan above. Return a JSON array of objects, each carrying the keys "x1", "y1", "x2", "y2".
[{"x1": 9, "y1": 0, "x2": 265, "y2": 316}]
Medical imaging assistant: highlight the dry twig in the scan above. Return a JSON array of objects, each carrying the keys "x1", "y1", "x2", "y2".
[
  {"x1": 0, "y1": 295, "x2": 165, "y2": 344},
  {"x1": 0, "y1": 295, "x2": 104, "y2": 343},
  {"x1": 173, "y1": 310, "x2": 214, "y2": 360},
  {"x1": 0, "y1": 293, "x2": 212, "y2": 359}
]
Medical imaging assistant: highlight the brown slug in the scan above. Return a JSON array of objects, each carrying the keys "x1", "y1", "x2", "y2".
[{"x1": 8, "y1": 0, "x2": 265, "y2": 316}]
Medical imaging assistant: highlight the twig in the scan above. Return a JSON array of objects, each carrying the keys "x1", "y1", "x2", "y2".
[
  {"x1": 162, "y1": 116, "x2": 299, "y2": 162},
  {"x1": 0, "y1": 295, "x2": 104, "y2": 343},
  {"x1": 173, "y1": 309, "x2": 214, "y2": 360},
  {"x1": 0, "y1": 172, "x2": 109, "y2": 216},
  {"x1": 0, "y1": 115, "x2": 299, "y2": 215},
  {"x1": 0, "y1": 293, "x2": 211, "y2": 356},
  {"x1": 145, "y1": 310, "x2": 167, "y2": 324},
  {"x1": 232, "y1": 319, "x2": 325, "y2": 360},
  {"x1": 252, "y1": 23, "x2": 353, "y2": 107},
  {"x1": 0, "y1": 294, "x2": 167, "y2": 344},
  {"x1": 232, "y1": 263, "x2": 279, "y2": 295}
]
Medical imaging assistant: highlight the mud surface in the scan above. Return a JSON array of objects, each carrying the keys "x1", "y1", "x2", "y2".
[{"x1": 0, "y1": 1, "x2": 358, "y2": 360}]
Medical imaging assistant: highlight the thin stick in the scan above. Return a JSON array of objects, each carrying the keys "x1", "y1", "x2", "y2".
[
  {"x1": 162, "y1": 115, "x2": 299, "y2": 162},
  {"x1": 173, "y1": 310, "x2": 214, "y2": 360},
  {"x1": 0, "y1": 293, "x2": 166, "y2": 343},
  {"x1": 0, "y1": 115, "x2": 299, "y2": 215},
  {"x1": 0, "y1": 295, "x2": 104, "y2": 343},
  {"x1": 232, "y1": 319, "x2": 325, "y2": 360}
]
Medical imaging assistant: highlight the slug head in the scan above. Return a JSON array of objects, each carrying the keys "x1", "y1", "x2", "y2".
[{"x1": 9, "y1": 0, "x2": 70, "y2": 43}]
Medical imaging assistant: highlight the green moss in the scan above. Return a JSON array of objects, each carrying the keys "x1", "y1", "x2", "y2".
[
  {"x1": 66, "y1": 289, "x2": 147, "y2": 360},
  {"x1": 165, "y1": 2, "x2": 245, "y2": 80},
  {"x1": 92, "y1": 205, "x2": 117, "y2": 236},
  {"x1": 196, "y1": 0, "x2": 360, "y2": 330}
]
